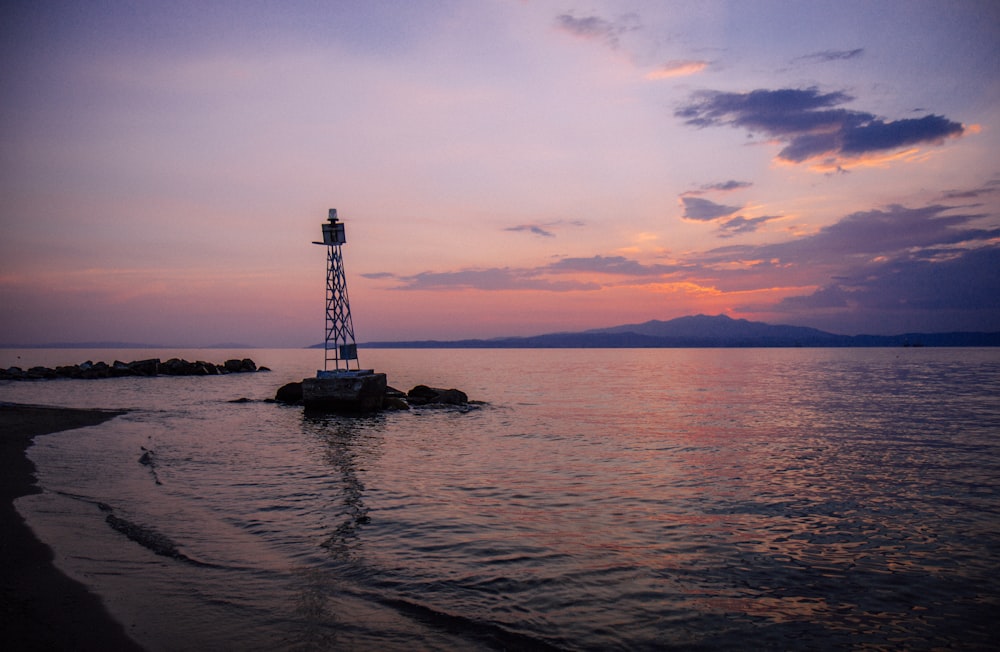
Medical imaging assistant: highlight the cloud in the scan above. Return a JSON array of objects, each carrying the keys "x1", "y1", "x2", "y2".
[
  {"x1": 554, "y1": 13, "x2": 640, "y2": 49},
  {"x1": 680, "y1": 196, "x2": 741, "y2": 221},
  {"x1": 700, "y1": 204, "x2": 998, "y2": 270},
  {"x1": 703, "y1": 180, "x2": 752, "y2": 192},
  {"x1": 367, "y1": 202, "x2": 999, "y2": 333},
  {"x1": 677, "y1": 87, "x2": 853, "y2": 130},
  {"x1": 795, "y1": 48, "x2": 864, "y2": 63},
  {"x1": 506, "y1": 224, "x2": 555, "y2": 237},
  {"x1": 678, "y1": 188, "x2": 779, "y2": 236},
  {"x1": 840, "y1": 114, "x2": 964, "y2": 155},
  {"x1": 693, "y1": 203, "x2": 1000, "y2": 320},
  {"x1": 675, "y1": 87, "x2": 965, "y2": 168},
  {"x1": 390, "y1": 268, "x2": 600, "y2": 292},
  {"x1": 504, "y1": 219, "x2": 585, "y2": 238},
  {"x1": 717, "y1": 215, "x2": 782, "y2": 237},
  {"x1": 940, "y1": 180, "x2": 1000, "y2": 200},
  {"x1": 366, "y1": 255, "x2": 678, "y2": 293},
  {"x1": 799, "y1": 204, "x2": 996, "y2": 257},
  {"x1": 682, "y1": 180, "x2": 753, "y2": 196},
  {"x1": 688, "y1": 201, "x2": 1000, "y2": 331},
  {"x1": 772, "y1": 246, "x2": 1000, "y2": 323},
  {"x1": 546, "y1": 255, "x2": 677, "y2": 276},
  {"x1": 646, "y1": 60, "x2": 709, "y2": 79}
]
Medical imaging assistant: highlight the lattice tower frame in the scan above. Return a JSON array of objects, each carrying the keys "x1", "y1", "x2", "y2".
[{"x1": 323, "y1": 243, "x2": 359, "y2": 371}]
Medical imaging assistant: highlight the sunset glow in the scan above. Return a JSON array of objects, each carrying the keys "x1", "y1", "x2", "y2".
[{"x1": 1, "y1": 1, "x2": 997, "y2": 346}]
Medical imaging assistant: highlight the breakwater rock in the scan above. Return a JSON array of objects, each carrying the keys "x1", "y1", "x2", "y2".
[
  {"x1": 405, "y1": 384, "x2": 468, "y2": 406},
  {"x1": 273, "y1": 381, "x2": 473, "y2": 412},
  {"x1": 1, "y1": 358, "x2": 269, "y2": 380}
]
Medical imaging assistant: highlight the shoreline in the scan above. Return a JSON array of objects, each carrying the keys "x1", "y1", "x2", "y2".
[{"x1": 0, "y1": 403, "x2": 143, "y2": 652}]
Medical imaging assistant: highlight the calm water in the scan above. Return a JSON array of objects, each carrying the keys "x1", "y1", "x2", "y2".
[{"x1": 3, "y1": 347, "x2": 999, "y2": 650}]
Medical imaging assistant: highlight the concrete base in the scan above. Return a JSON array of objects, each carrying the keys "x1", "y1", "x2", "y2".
[{"x1": 302, "y1": 372, "x2": 387, "y2": 413}]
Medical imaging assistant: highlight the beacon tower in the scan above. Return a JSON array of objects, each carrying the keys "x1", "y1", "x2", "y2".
[
  {"x1": 314, "y1": 209, "x2": 359, "y2": 374},
  {"x1": 302, "y1": 208, "x2": 387, "y2": 412}
]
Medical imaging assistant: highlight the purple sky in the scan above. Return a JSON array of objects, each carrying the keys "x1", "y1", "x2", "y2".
[{"x1": 2, "y1": 1, "x2": 998, "y2": 345}]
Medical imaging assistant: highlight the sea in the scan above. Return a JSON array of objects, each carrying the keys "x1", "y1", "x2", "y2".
[{"x1": 2, "y1": 347, "x2": 999, "y2": 651}]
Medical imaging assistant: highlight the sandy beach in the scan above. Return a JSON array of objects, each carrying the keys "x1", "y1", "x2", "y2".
[{"x1": 0, "y1": 403, "x2": 143, "y2": 651}]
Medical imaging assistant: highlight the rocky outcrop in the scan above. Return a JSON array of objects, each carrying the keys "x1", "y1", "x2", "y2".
[
  {"x1": 276, "y1": 379, "x2": 472, "y2": 412},
  {"x1": 406, "y1": 385, "x2": 469, "y2": 406},
  {"x1": 274, "y1": 381, "x2": 304, "y2": 404},
  {"x1": 0, "y1": 358, "x2": 269, "y2": 381},
  {"x1": 382, "y1": 386, "x2": 410, "y2": 411},
  {"x1": 126, "y1": 359, "x2": 160, "y2": 376},
  {"x1": 302, "y1": 373, "x2": 388, "y2": 413}
]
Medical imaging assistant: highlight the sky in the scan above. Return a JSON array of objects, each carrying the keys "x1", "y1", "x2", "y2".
[{"x1": 2, "y1": 0, "x2": 998, "y2": 346}]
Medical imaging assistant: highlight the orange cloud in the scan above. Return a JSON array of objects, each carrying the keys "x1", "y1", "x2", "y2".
[
  {"x1": 645, "y1": 60, "x2": 709, "y2": 79},
  {"x1": 804, "y1": 147, "x2": 925, "y2": 173}
]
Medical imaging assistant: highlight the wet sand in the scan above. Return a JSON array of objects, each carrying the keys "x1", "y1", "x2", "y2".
[{"x1": 0, "y1": 403, "x2": 143, "y2": 651}]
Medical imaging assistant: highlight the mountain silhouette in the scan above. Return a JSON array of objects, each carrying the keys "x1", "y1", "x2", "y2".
[
  {"x1": 585, "y1": 314, "x2": 839, "y2": 343},
  {"x1": 363, "y1": 314, "x2": 1000, "y2": 348}
]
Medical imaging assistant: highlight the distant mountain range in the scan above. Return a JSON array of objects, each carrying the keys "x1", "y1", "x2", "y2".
[
  {"x1": 361, "y1": 314, "x2": 1000, "y2": 348},
  {"x1": 6, "y1": 315, "x2": 998, "y2": 350}
]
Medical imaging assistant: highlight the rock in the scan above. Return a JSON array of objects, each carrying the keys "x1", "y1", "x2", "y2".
[
  {"x1": 1, "y1": 357, "x2": 262, "y2": 381},
  {"x1": 275, "y1": 381, "x2": 304, "y2": 404},
  {"x1": 1, "y1": 366, "x2": 25, "y2": 380},
  {"x1": 81, "y1": 361, "x2": 110, "y2": 379},
  {"x1": 435, "y1": 388, "x2": 469, "y2": 405},
  {"x1": 382, "y1": 396, "x2": 410, "y2": 411},
  {"x1": 55, "y1": 365, "x2": 82, "y2": 378},
  {"x1": 161, "y1": 358, "x2": 194, "y2": 375},
  {"x1": 195, "y1": 361, "x2": 220, "y2": 375},
  {"x1": 406, "y1": 385, "x2": 438, "y2": 403},
  {"x1": 275, "y1": 379, "x2": 472, "y2": 412},
  {"x1": 27, "y1": 366, "x2": 57, "y2": 379},
  {"x1": 111, "y1": 360, "x2": 135, "y2": 377},
  {"x1": 128, "y1": 359, "x2": 160, "y2": 376},
  {"x1": 406, "y1": 385, "x2": 469, "y2": 406}
]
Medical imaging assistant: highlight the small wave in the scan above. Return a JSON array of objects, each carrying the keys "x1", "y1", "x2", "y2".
[
  {"x1": 104, "y1": 514, "x2": 218, "y2": 568},
  {"x1": 51, "y1": 490, "x2": 218, "y2": 568}
]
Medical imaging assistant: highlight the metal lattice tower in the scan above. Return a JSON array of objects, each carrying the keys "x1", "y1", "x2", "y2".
[{"x1": 314, "y1": 209, "x2": 359, "y2": 372}]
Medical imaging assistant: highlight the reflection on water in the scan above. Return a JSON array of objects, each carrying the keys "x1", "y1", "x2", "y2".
[
  {"x1": 5, "y1": 347, "x2": 1000, "y2": 650},
  {"x1": 303, "y1": 414, "x2": 380, "y2": 559}
]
